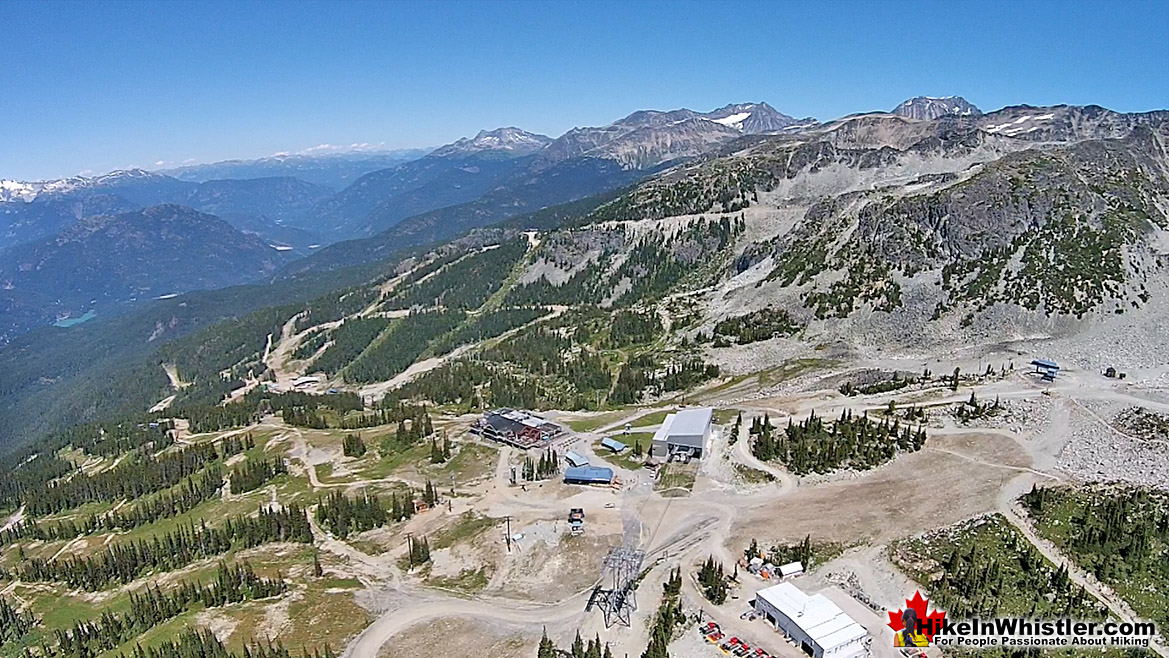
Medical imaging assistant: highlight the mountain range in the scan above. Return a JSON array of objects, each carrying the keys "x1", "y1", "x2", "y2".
[
  {"x1": 3, "y1": 94, "x2": 1168, "y2": 433},
  {"x1": 160, "y1": 148, "x2": 432, "y2": 189}
]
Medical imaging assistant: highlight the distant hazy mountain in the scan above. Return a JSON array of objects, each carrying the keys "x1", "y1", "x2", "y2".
[
  {"x1": 304, "y1": 128, "x2": 552, "y2": 239},
  {"x1": 301, "y1": 104, "x2": 810, "y2": 243},
  {"x1": 0, "y1": 170, "x2": 337, "y2": 250},
  {"x1": 892, "y1": 96, "x2": 982, "y2": 120},
  {"x1": 160, "y1": 148, "x2": 431, "y2": 189},
  {"x1": 0, "y1": 204, "x2": 290, "y2": 340},
  {"x1": 429, "y1": 127, "x2": 552, "y2": 157},
  {"x1": 0, "y1": 170, "x2": 198, "y2": 247}
]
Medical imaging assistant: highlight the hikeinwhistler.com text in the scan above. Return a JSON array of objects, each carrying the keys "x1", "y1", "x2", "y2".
[{"x1": 927, "y1": 618, "x2": 1158, "y2": 649}]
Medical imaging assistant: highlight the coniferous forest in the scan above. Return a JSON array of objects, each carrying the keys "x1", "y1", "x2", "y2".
[
  {"x1": 120, "y1": 627, "x2": 331, "y2": 658},
  {"x1": 749, "y1": 410, "x2": 926, "y2": 475},
  {"x1": 19, "y1": 441, "x2": 238, "y2": 515},
  {"x1": 314, "y1": 491, "x2": 397, "y2": 539},
  {"x1": 8, "y1": 506, "x2": 312, "y2": 589},
  {"x1": 1023, "y1": 485, "x2": 1169, "y2": 630},
  {"x1": 229, "y1": 456, "x2": 288, "y2": 494},
  {"x1": 46, "y1": 562, "x2": 285, "y2": 658},
  {"x1": 894, "y1": 514, "x2": 1106, "y2": 621}
]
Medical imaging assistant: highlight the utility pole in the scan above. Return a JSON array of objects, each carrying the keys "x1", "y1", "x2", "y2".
[
  {"x1": 406, "y1": 533, "x2": 414, "y2": 568},
  {"x1": 505, "y1": 515, "x2": 512, "y2": 552}
]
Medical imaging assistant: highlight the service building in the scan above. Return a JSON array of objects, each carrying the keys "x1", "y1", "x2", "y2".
[
  {"x1": 754, "y1": 582, "x2": 867, "y2": 658},
  {"x1": 650, "y1": 407, "x2": 713, "y2": 458}
]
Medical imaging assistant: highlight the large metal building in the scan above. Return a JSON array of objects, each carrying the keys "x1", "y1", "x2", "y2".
[
  {"x1": 563, "y1": 466, "x2": 614, "y2": 485},
  {"x1": 650, "y1": 407, "x2": 713, "y2": 458},
  {"x1": 753, "y1": 582, "x2": 867, "y2": 658}
]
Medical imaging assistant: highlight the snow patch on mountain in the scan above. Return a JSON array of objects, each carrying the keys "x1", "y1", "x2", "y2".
[
  {"x1": 984, "y1": 113, "x2": 1054, "y2": 135},
  {"x1": 709, "y1": 112, "x2": 753, "y2": 128},
  {"x1": 430, "y1": 127, "x2": 553, "y2": 158},
  {"x1": 0, "y1": 180, "x2": 40, "y2": 203}
]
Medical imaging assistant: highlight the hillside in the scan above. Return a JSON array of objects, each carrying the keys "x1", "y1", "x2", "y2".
[
  {"x1": 0, "y1": 205, "x2": 291, "y2": 340},
  {"x1": 4, "y1": 101, "x2": 1169, "y2": 448},
  {"x1": 4, "y1": 100, "x2": 1169, "y2": 658}
]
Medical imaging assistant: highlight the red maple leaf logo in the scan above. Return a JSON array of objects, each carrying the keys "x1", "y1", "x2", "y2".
[{"x1": 887, "y1": 590, "x2": 946, "y2": 641}]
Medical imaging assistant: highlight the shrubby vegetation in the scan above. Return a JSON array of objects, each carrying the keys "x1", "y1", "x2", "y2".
[{"x1": 706, "y1": 307, "x2": 800, "y2": 345}]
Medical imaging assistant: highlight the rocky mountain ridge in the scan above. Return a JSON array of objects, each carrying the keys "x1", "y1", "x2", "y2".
[
  {"x1": 3, "y1": 97, "x2": 1169, "y2": 451},
  {"x1": 892, "y1": 95, "x2": 982, "y2": 119}
]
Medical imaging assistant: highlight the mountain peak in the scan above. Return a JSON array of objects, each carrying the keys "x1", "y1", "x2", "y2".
[
  {"x1": 892, "y1": 96, "x2": 982, "y2": 120},
  {"x1": 702, "y1": 102, "x2": 806, "y2": 133},
  {"x1": 430, "y1": 127, "x2": 552, "y2": 158}
]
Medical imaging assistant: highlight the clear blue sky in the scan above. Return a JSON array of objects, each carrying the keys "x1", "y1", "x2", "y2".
[{"x1": 2, "y1": 0, "x2": 1166, "y2": 181}]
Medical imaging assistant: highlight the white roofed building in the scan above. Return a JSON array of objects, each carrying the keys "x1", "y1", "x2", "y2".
[
  {"x1": 754, "y1": 582, "x2": 867, "y2": 658},
  {"x1": 650, "y1": 407, "x2": 712, "y2": 458}
]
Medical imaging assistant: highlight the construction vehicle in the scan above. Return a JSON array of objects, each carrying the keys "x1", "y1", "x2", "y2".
[{"x1": 569, "y1": 507, "x2": 585, "y2": 535}]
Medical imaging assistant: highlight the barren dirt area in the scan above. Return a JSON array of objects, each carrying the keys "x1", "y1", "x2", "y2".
[{"x1": 729, "y1": 431, "x2": 1030, "y2": 548}]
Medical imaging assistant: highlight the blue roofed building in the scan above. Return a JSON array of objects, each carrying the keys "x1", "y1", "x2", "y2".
[
  {"x1": 564, "y1": 451, "x2": 589, "y2": 468},
  {"x1": 564, "y1": 466, "x2": 614, "y2": 485},
  {"x1": 600, "y1": 437, "x2": 627, "y2": 453},
  {"x1": 1030, "y1": 359, "x2": 1060, "y2": 381}
]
